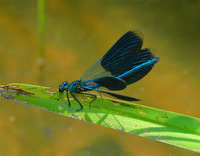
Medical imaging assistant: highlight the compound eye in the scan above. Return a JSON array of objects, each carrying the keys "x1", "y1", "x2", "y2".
[{"x1": 59, "y1": 87, "x2": 64, "y2": 92}]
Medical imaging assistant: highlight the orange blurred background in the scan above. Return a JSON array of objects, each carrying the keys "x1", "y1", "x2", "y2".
[{"x1": 0, "y1": 1, "x2": 199, "y2": 156}]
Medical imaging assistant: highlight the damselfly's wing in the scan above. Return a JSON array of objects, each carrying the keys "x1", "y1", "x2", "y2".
[
  {"x1": 80, "y1": 59, "x2": 111, "y2": 81},
  {"x1": 101, "y1": 30, "x2": 143, "y2": 76},
  {"x1": 80, "y1": 30, "x2": 143, "y2": 81},
  {"x1": 117, "y1": 48, "x2": 159, "y2": 85},
  {"x1": 101, "y1": 30, "x2": 159, "y2": 85},
  {"x1": 80, "y1": 30, "x2": 159, "y2": 90}
]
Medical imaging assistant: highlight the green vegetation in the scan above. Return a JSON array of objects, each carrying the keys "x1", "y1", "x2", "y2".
[{"x1": 0, "y1": 83, "x2": 199, "y2": 153}]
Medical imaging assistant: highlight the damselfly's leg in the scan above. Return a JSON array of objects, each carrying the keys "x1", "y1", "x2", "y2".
[
  {"x1": 70, "y1": 92, "x2": 83, "y2": 113},
  {"x1": 88, "y1": 94, "x2": 97, "y2": 109},
  {"x1": 78, "y1": 92, "x2": 97, "y2": 109},
  {"x1": 66, "y1": 90, "x2": 71, "y2": 107},
  {"x1": 61, "y1": 90, "x2": 71, "y2": 107}
]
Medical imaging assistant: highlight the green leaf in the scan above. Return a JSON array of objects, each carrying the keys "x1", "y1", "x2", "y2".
[{"x1": 0, "y1": 83, "x2": 199, "y2": 153}]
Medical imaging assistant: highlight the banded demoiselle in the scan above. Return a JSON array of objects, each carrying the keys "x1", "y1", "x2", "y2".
[{"x1": 59, "y1": 30, "x2": 159, "y2": 112}]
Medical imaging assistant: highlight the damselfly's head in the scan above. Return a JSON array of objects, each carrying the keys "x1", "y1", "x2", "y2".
[{"x1": 59, "y1": 81, "x2": 69, "y2": 93}]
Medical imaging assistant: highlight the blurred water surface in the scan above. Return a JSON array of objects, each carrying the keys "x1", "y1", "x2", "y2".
[{"x1": 0, "y1": 1, "x2": 199, "y2": 156}]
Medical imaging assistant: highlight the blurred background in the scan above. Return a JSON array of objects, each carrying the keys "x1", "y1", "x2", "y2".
[{"x1": 0, "y1": 0, "x2": 199, "y2": 156}]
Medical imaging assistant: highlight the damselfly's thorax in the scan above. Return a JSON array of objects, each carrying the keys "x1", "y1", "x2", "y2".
[
  {"x1": 59, "y1": 80, "x2": 86, "y2": 93},
  {"x1": 67, "y1": 80, "x2": 84, "y2": 93}
]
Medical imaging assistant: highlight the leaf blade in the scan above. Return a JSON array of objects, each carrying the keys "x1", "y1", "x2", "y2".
[{"x1": 0, "y1": 83, "x2": 199, "y2": 152}]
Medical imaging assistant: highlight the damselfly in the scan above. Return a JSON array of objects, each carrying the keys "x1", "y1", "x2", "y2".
[{"x1": 59, "y1": 30, "x2": 159, "y2": 112}]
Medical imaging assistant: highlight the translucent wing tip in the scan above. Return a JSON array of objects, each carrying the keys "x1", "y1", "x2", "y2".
[
  {"x1": 144, "y1": 48, "x2": 160, "y2": 62},
  {"x1": 128, "y1": 30, "x2": 160, "y2": 62},
  {"x1": 129, "y1": 29, "x2": 144, "y2": 41}
]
